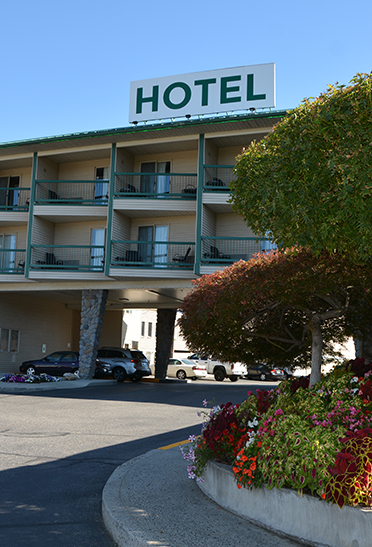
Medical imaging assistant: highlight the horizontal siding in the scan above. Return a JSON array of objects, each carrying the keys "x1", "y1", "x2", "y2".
[
  {"x1": 216, "y1": 213, "x2": 256, "y2": 238},
  {"x1": 37, "y1": 157, "x2": 59, "y2": 181},
  {"x1": 202, "y1": 206, "x2": 216, "y2": 237},
  {"x1": 54, "y1": 220, "x2": 106, "y2": 246},
  {"x1": 133, "y1": 150, "x2": 197, "y2": 173},
  {"x1": 217, "y1": 146, "x2": 242, "y2": 165},
  {"x1": 112, "y1": 211, "x2": 131, "y2": 240},
  {"x1": 204, "y1": 140, "x2": 218, "y2": 165},
  {"x1": 32, "y1": 217, "x2": 55, "y2": 245},
  {"x1": 58, "y1": 159, "x2": 110, "y2": 180},
  {"x1": 116, "y1": 148, "x2": 134, "y2": 172}
]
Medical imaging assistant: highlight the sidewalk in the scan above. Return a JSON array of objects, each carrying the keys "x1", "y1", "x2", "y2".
[{"x1": 102, "y1": 446, "x2": 301, "y2": 547}]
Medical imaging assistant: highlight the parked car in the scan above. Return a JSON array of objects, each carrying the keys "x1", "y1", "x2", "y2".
[
  {"x1": 188, "y1": 354, "x2": 246, "y2": 381},
  {"x1": 20, "y1": 351, "x2": 111, "y2": 378},
  {"x1": 97, "y1": 347, "x2": 151, "y2": 382},
  {"x1": 160, "y1": 358, "x2": 207, "y2": 380},
  {"x1": 245, "y1": 364, "x2": 286, "y2": 382}
]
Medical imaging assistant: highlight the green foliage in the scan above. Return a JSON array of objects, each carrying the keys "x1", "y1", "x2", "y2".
[
  {"x1": 179, "y1": 248, "x2": 372, "y2": 368},
  {"x1": 325, "y1": 429, "x2": 372, "y2": 507},
  {"x1": 185, "y1": 360, "x2": 372, "y2": 507},
  {"x1": 231, "y1": 73, "x2": 372, "y2": 260}
]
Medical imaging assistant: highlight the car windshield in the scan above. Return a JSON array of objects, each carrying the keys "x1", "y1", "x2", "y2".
[
  {"x1": 45, "y1": 352, "x2": 64, "y2": 362},
  {"x1": 181, "y1": 359, "x2": 196, "y2": 364}
]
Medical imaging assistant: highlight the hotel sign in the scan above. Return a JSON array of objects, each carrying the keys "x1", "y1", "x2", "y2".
[{"x1": 129, "y1": 63, "x2": 275, "y2": 122}]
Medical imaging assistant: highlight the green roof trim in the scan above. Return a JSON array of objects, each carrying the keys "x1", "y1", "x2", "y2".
[{"x1": 0, "y1": 110, "x2": 289, "y2": 150}]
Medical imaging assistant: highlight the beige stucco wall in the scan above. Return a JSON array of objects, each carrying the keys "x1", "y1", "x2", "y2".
[{"x1": 0, "y1": 294, "x2": 123, "y2": 375}]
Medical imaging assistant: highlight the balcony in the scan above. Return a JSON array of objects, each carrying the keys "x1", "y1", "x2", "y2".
[
  {"x1": 0, "y1": 249, "x2": 26, "y2": 274},
  {"x1": 111, "y1": 241, "x2": 195, "y2": 270},
  {"x1": 30, "y1": 245, "x2": 105, "y2": 272},
  {"x1": 203, "y1": 165, "x2": 234, "y2": 192},
  {"x1": 201, "y1": 237, "x2": 275, "y2": 266},
  {"x1": 114, "y1": 173, "x2": 198, "y2": 199},
  {"x1": 0, "y1": 187, "x2": 30, "y2": 211},
  {"x1": 34, "y1": 181, "x2": 109, "y2": 205}
]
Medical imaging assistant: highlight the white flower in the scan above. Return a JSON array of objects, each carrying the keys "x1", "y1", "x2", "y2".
[{"x1": 350, "y1": 376, "x2": 359, "y2": 383}]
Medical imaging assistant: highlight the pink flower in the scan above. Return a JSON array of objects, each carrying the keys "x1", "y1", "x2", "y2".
[{"x1": 274, "y1": 409, "x2": 283, "y2": 416}]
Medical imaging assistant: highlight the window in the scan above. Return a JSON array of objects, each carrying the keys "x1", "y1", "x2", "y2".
[
  {"x1": 0, "y1": 176, "x2": 20, "y2": 209},
  {"x1": 141, "y1": 321, "x2": 145, "y2": 337},
  {"x1": 148, "y1": 322, "x2": 153, "y2": 337},
  {"x1": 0, "y1": 328, "x2": 19, "y2": 352},
  {"x1": 140, "y1": 162, "x2": 170, "y2": 195},
  {"x1": 0, "y1": 234, "x2": 17, "y2": 272},
  {"x1": 95, "y1": 167, "x2": 109, "y2": 201}
]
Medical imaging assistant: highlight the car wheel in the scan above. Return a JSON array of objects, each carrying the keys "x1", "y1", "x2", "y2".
[
  {"x1": 113, "y1": 367, "x2": 127, "y2": 383},
  {"x1": 176, "y1": 370, "x2": 187, "y2": 380},
  {"x1": 26, "y1": 366, "x2": 36, "y2": 375},
  {"x1": 214, "y1": 369, "x2": 225, "y2": 382},
  {"x1": 259, "y1": 373, "x2": 267, "y2": 381},
  {"x1": 229, "y1": 376, "x2": 238, "y2": 382}
]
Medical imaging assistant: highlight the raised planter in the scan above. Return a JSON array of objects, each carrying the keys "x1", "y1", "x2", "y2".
[{"x1": 198, "y1": 460, "x2": 372, "y2": 547}]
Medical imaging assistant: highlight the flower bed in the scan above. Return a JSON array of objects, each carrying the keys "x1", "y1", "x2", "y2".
[
  {"x1": 0, "y1": 373, "x2": 61, "y2": 383},
  {"x1": 181, "y1": 358, "x2": 372, "y2": 509}
]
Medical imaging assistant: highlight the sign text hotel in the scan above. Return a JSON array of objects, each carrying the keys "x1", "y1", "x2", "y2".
[{"x1": 129, "y1": 63, "x2": 275, "y2": 123}]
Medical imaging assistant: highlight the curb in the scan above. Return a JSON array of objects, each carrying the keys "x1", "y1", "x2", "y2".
[{"x1": 198, "y1": 460, "x2": 372, "y2": 547}]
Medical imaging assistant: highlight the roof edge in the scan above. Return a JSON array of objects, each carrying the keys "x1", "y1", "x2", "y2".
[{"x1": 0, "y1": 110, "x2": 289, "y2": 150}]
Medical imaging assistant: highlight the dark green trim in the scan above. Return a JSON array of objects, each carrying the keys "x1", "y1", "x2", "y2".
[
  {"x1": 0, "y1": 110, "x2": 289, "y2": 150},
  {"x1": 105, "y1": 143, "x2": 116, "y2": 276},
  {"x1": 25, "y1": 152, "x2": 37, "y2": 278},
  {"x1": 195, "y1": 134, "x2": 205, "y2": 275}
]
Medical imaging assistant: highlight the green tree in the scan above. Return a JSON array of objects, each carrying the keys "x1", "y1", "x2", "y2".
[
  {"x1": 231, "y1": 73, "x2": 372, "y2": 261},
  {"x1": 179, "y1": 249, "x2": 372, "y2": 387}
]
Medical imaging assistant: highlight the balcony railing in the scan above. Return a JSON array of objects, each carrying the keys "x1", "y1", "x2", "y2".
[
  {"x1": 34, "y1": 181, "x2": 109, "y2": 205},
  {"x1": 0, "y1": 249, "x2": 26, "y2": 274},
  {"x1": 201, "y1": 237, "x2": 276, "y2": 265},
  {"x1": 114, "y1": 173, "x2": 198, "y2": 199},
  {"x1": 203, "y1": 165, "x2": 234, "y2": 192},
  {"x1": 111, "y1": 241, "x2": 195, "y2": 269},
  {"x1": 30, "y1": 245, "x2": 105, "y2": 272},
  {"x1": 0, "y1": 187, "x2": 30, "y2": 211}
]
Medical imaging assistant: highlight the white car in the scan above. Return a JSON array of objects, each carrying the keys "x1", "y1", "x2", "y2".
[{"x1": 151, "y1": 358, "x2": 207, "y2": 380}]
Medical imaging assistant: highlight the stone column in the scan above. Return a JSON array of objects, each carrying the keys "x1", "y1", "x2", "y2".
[
  {"x1": 154, "y1": 308, "x2": 177, "y2": 378},
  {"x1": 79, "y1": 289, "x2": 108, "y2": 379}
]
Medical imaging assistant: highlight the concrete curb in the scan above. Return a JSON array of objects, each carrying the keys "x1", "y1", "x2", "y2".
[
  {"x1": 0, "y1": 378, "x2": 117, "y2": 392},
  {"x1": 0, "y1": 376, "x2": 186, "y2": 393},
  {"x1": 198, "y1": 460, "x2": 372, "y2": 547}
]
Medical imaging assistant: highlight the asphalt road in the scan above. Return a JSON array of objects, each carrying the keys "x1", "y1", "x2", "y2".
[{"x1": 0, "y1": 378, "x2": 278, "y2": 546}]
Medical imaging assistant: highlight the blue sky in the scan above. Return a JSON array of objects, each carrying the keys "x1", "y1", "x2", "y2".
[{"x1": 1, "y1": 0, "x2": 370, "y2": 143}]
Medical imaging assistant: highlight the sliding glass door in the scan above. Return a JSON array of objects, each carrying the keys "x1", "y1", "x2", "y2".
[{"x1": 138, "y1": 225, "x2": 168, "y2": 267}]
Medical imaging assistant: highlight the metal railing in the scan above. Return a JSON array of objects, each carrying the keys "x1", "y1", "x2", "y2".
[
  {"x1": 34, "y1": 181, "x2": 109, "y2": 205},
  {"x1": 0, "y1": 249, "x2": 26, "y2": 274},
  {"x1": 203, "y1": 165, "x2": 234, "y2": 192},
  {"x1": 111, "y1": 241, "x2": 196, "y2": 269},
  {"x1": 114, "y1": 173, "x2": 198, "y2": 199},
  {"x1": 201, "y1": 237, "x2": 276, "y2": 265},
  {"x1": 0, "y1": 187, "x2": 30, "y2": 211},
  {"x1": 30, "y1": 245, "x2": 105, "y2": 272}
]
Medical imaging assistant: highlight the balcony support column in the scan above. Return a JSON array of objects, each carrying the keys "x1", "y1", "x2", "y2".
[
  {"x1": 79, "y1": 289, "x2": 108, "y2": 379},
  {"x1": 154, "y1": 308, "x2": 177, "y2": 378}
]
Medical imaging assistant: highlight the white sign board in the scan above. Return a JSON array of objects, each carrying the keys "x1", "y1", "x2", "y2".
[{"x1": 129, "y1": 63, "x2": 275, "y2": 123}]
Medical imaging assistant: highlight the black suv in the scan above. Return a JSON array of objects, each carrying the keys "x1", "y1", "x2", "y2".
[{"x1": 97, "y1": 347, "x2": 151, "y2": 382}]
